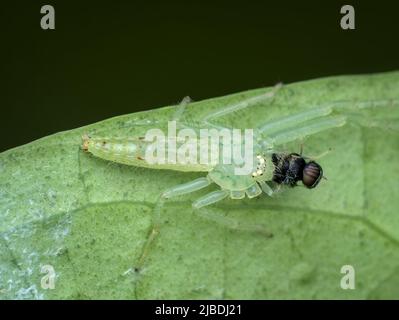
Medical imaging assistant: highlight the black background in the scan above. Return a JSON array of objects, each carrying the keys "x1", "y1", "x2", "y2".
[{"x1": 1, "y1": 0, "x2": 398, "y2": 152}]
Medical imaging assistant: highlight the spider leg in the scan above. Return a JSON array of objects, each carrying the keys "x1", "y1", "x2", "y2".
[
  {"x1": 162, "y1": 176, "x2": 212, "y2": 198},
  {"x1": 258, "y1": 99, "x2": 399, "y2": 141},
  {"x1": 245, "y1": 183, "x2": 262, "y2": 198},
  {"x1": 347, "y1": 114, "x2": 399, "y2": 132},
  {"x1": 259, "y1": 105, "x2": 334, "y2": 136},
  {"x1": 262, "y1": 116, "x2": 346, "y2": 147},
  {"x1": 258, "y1": 181, "x2": 274, "y2": 196},
  {"x1": 192, "y1": 190, "x2": 229, "y2": 209},
  {"x1": 200, "y1": 83, "x2": 283, "y2": 129},
  {"x1": 191, "y1": 183, "x2": 272, "y2": 236},
  {"x1": 136, "y1": 177, "x2": 212, "y2": 269},
  {"x1": 261, "y1": 99, "x2": 398, "y2": 148},
  {"x1": 193, "y1": 207, "x2": 273, "y2": 237},
  {"x1": 333, "y1": 99, "x2": 399, "y2": 132},
  {"x1": 172, "y1": 96, "x2": 192, "y2": 122},
  {"x1": 86, "y1": 97, "x2": 194, "y2": 137}
]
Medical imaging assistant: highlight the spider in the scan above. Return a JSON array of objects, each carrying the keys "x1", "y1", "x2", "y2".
[{"x1": 82, "y1": 83, "x2": 398, "y2": 268}]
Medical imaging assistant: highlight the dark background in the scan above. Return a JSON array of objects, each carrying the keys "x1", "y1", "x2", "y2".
[{"x1": 1, "y1": 0, "x2": 398, "y2": 152}]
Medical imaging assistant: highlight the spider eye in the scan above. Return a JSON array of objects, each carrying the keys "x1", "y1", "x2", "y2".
[{"x1": 302, "y1": 161, "x2": 323, "y2": 188}]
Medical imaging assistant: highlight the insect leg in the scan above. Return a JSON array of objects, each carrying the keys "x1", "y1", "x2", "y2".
[
  {"x1": 200, "y1": 83, "x2": 283, "y2": 129},
  {"x1": 136, "y1": 177, "x2": 212, "y2": 269},
  {"x1": 302, "y1": 148, "x2": 332, "y2": 161}
]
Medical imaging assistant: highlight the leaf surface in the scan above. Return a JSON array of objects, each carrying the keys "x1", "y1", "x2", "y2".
[{"x1": 1, "y1": 71, "x2": 399, "y2": 299}]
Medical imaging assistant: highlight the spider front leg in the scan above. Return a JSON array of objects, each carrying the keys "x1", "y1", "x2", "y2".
[
  {"x1": 257, "y1": 99, "x2": 399, "y2": 148},
  {"x1": 260, "y1": 114, "x2": 346, "y2": 147}
]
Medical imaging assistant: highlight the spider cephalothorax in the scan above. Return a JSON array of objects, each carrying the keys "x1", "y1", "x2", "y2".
[{"x1": 251, "y1": 155, "x2": 267, "y2": 178}]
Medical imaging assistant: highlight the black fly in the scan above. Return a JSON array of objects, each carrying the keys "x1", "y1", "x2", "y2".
[{"x1": 272, "y1": 153, "x2": 323, "y2": 189}]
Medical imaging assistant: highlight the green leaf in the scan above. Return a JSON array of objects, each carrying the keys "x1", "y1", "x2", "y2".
[{"x1": 1, "y1": 71, "x2": 399, "y2": 299}]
